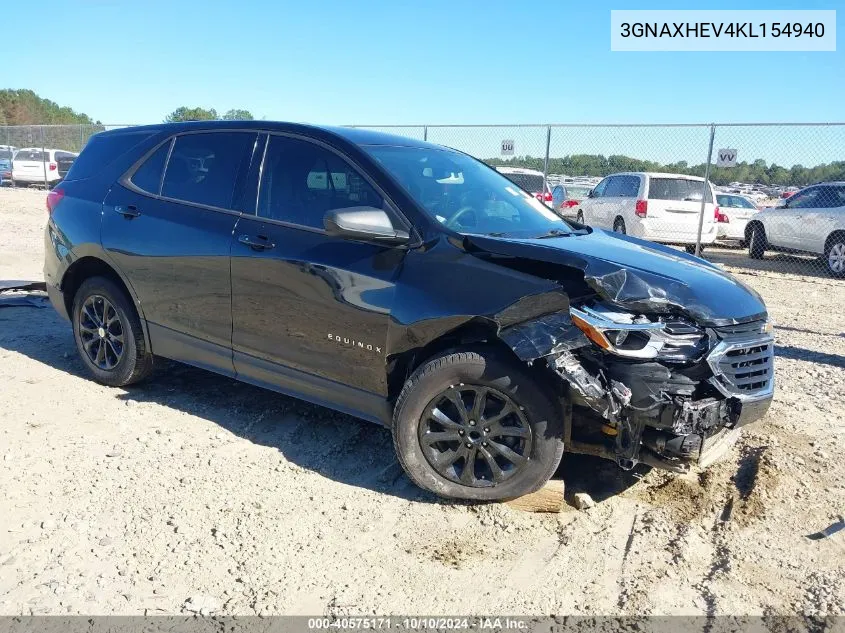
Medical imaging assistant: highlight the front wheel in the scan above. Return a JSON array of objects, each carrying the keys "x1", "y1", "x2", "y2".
[
  {"x1": 825, "y1": 235, "x2": 845, "y2": 278},
  {"x1": 392, "y1": 350, "x2": 564, "y2": 501},
  {"x1": 72, "y1": 276, "x2": 153, "y2": 387}
]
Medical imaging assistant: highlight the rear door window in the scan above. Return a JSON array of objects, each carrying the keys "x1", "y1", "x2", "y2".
[
  {"x1": 649, "y1": 178, "x2": 713, "y2": 203},
  {"x1": 130, "y1": 141, "x2": 172, "y2": 195},
  {"x1": 161, "y1": 132, "x2": 257, "y2": 209}
]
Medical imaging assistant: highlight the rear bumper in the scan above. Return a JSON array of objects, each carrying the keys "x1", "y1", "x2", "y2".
[
  {"x1": 13, "y1": 173, "x2": 60, "y2": 184},
  {"x1": 718, "y1": 220, "x2": 749, "y2": 240},
  {"x1": 46, "y1": 282, "x2": 69, "y2": 321},
  {"x1": 636, "y1": 219, "x2": 719, "y2": 245}
]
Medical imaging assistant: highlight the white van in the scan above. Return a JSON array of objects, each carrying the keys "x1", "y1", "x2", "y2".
[
  {"x1": 575, "y1": 172, "x2": 719, "y2": 253},
  {"x1": 11, "y1": 148, "x2": 78, "y2": 185}
]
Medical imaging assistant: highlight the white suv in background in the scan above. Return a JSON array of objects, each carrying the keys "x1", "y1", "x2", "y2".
[
  {"x1": 495, "y1": 167, "x2": 553, "y2": 205},
  {"x1": 746, "y1": 182, "x2": 845, "y2": 277},
  {"x1": 575, "y1": 172, "x2": 719, "y2": 253},
  {"x1": 11, "y1": 148, "x2": 78, "y2": 186}
]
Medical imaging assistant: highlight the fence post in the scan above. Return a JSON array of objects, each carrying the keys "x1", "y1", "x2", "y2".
[
  {"x1": 79, "y1": 124, "x2": 85, "y2": 152},
  {"x1": 423, "y1": 125, "x2": 428, "y2": 142},
  {"x1": 41, "y1": 125, "x2": 49, "y2": 190},
  {"x1": 695, "y1": 124, "x2": 716, "y2": 257},
  {"x1": 542, "y1": 125, "x2": 551, "y2": 198}
]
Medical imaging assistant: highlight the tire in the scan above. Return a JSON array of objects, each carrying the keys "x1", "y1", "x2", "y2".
[
  {"x1": 748, "y1": 224, "x2": 766, "y2": 259},
  {"x1": 685, "y1": 245, "x2": 698, "y2": 255},
  {"x1": 824, "y1": 234, "x2": 845, "y2": 278},
  {"x1": 576, "y1": 211, "x2": 584, "y2": 224},
  {"x1": 72, "y1": 276, "x2": 153, "y2": 387},
  {"x1": 392, "y1": 349, "x2": 565, "y2": 501},
  {"x1": 613, "y1": 217, "x2": 626, "y2": 234}
]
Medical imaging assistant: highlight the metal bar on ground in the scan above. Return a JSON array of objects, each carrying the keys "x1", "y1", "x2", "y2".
[{"x1": 695, "y1": 124, "x2": 716, "y2": 257}]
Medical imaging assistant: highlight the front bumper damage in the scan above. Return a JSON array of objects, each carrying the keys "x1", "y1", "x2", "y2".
[{"x1": 500, "y1": 307, "x2": 774, "y2": 473}]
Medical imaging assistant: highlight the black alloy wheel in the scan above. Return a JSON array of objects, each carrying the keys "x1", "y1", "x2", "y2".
[
  {"x1": 78, "y1": 294, "x2": 125, "y2": 370},
  {"x1": 418, "y1": 384, "x2": 532, "y2": 487}
]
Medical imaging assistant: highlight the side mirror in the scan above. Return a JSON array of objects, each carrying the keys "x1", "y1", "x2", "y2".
[{"x1": 324, "y1": 206, "x2": 409, "y2": 246}]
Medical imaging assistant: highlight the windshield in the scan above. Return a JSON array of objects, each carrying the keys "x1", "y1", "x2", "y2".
[
  {"x1": 365, "y1": 145, "x2": 573, "y2": 237},
  {"x1": 649, "y1": 178, "x2": 713, "y2": 203},
  {"x1": 499, "y1": 172, "x2": 545, "y2": 193}
]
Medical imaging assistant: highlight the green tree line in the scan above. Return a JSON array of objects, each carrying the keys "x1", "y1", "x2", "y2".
[
  {"x1": 165, "y1": 107, "x2": 254, "y2": 122},
  {"x1": 485, "y1": 154, "x2": 845, "y2": 188},
  {"x1": 0, "y1": 89, "x2": 97, "y2": 126}
]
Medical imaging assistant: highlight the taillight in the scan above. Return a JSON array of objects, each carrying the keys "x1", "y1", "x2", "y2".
[
  {"x1": 49, "y1": 162, "x2": 57, "y2": 171},
  {"x1": 715, "y1": 207, "x2": 729, "y2": 223},
  {"x1": 635, "y1": 199, "x2": 647, "y2": 218},
  {"x1": 564, "y1": 200, "x2": 579, "y2": 208},
  {"x1": 46, "y1": 188, "x2": 65, "y2": 214},
  {"x1": 543, "y1": 191, "x2": 553, "y2": 202}
]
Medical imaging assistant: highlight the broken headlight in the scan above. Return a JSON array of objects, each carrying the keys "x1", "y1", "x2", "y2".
[{"x1": 570, "y1": 304, "x2": 706, "y2": 361}]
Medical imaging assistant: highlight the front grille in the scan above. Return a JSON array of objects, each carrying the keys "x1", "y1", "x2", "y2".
[{"x1": 707, "y1": 321, "x2": 774, "y2": 400}]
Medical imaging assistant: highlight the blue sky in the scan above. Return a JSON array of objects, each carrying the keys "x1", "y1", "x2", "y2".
[{"x1": 3, "y1": 0, "x2": 843, "y2": 164}]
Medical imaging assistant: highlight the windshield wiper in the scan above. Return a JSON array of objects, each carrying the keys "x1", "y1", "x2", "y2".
[{"x1": 535, "y1": 228, "x2": 572, "y2": 239}]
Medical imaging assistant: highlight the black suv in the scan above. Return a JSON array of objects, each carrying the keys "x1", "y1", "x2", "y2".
[{"x1": 45, "y1": 121, "x2": 775, "y2": 500}]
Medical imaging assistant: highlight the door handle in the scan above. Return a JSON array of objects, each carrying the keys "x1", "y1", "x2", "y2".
[
  {"x1": 238, "y1": 234, "x2": 275, "y2": 251},
  {"x1": 114, "y1": 205, "x2": 140, "y2": 218}
]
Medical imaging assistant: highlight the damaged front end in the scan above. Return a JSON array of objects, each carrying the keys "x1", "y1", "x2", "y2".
[{"x1": 501, "y1": 300, "x2": 774, "y2": 473}]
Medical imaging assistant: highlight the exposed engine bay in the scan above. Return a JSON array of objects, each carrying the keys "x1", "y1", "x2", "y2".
[{"x1": 500, "y1": 299, "x2": 775, "y2": 473}]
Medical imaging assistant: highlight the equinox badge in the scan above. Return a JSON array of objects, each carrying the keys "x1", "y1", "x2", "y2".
[{"x1": 327, "y1": 333, "x2": 382, "y2": 354}]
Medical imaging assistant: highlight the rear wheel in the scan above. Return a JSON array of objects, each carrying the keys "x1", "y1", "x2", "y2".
[
  {"x1": 685, "y1": 245, "x2": 699, "y2": 255},
  {"x1": 613, "y1": 217, "x2": 626, "y2": 234},
  {"x1": 825, "y1": 235, "x2": 845, "y2": 277},
  {"x1": 392, "y1": 350, "x2": 564, "y2": 501},
  {"x1": 72, "y1": 276, "x2": 153, "y2": 387},
  {"x1": 748, "y1": 224, "x2": 766, "y2": 259}
]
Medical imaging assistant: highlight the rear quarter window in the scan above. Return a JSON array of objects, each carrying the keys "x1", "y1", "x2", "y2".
[{"x1": 64, "y1": 131, "x2": 155, "y2": 181}]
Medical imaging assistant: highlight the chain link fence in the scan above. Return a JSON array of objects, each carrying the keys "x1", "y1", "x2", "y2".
[{"x1": 1, "y1": 122, "x2": 844, "y2": 280}]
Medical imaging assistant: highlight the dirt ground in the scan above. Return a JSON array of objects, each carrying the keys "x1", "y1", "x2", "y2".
[{"x1": 1, "y1": 186, "x2": 844, "y2": 617}]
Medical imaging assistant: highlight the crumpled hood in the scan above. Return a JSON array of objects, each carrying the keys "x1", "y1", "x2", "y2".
[{"x1": 464, "y1": 229, "x2": 767, "y2": 326}]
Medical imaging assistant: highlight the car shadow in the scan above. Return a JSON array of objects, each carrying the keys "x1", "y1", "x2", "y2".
[
  {"x1": 705, "y1": 246, "x2": 836, "y2": 281},
  {"x1": 775, "y1": 345, "x2": 845, "y2": 369},
  {"x1": 0, "y1": 305, "x2": 642, "y2": 507}
]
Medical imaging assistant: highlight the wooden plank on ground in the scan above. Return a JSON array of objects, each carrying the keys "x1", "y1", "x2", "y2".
[{"x1": 504, "y1": 479, "x2": 565, "y2": 513}]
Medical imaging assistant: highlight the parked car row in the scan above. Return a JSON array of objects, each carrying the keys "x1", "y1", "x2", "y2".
[
  {"x1": 0, "y1": 145, "x2": 79, "y2": 187},
  {"x1": 499, "y1": 170, "x2": 843, "y2": 276}
]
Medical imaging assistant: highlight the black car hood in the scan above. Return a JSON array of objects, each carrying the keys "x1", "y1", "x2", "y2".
[{"x1": 463, "y1": 229, "x2": 767, "y2": 326}]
